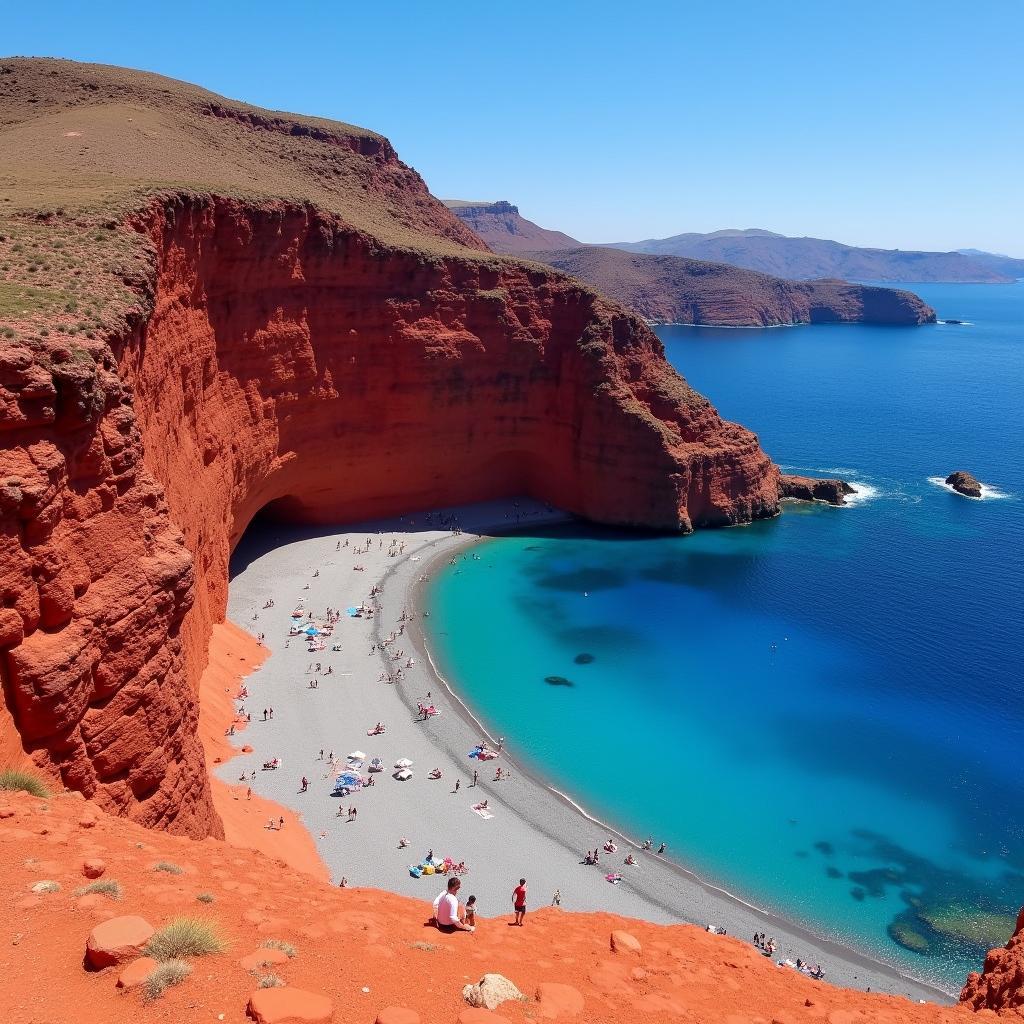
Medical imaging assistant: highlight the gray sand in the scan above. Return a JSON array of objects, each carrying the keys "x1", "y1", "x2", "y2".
[{"x1": 222, "y1": 498, "x2": 952, "y2": 1004}]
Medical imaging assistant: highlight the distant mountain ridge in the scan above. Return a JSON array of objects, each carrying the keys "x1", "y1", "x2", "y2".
[
  {"x1": 445, "y1": 202, "x2": 1016, "y2": 284},
  {"x1": 956, "y1": 248, "x2": 1024, "y2": 280},
  {"x1": 442, "y1": 200, "x2": 579, "y2": 253},
  {"x1": 608, "y1": 228, "x2": 1017, "y2": 284},
  {"x1": 522, "y1": 246, "x2": 936, "y2": 327}
]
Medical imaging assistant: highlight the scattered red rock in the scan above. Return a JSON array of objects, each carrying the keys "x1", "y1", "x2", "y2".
[
  {"x1": 85, "y1": 915, "x2": 155, "y2": 969},
  {"x1": 375, "y1": 1009, "x2": 420, "y2": 1024},
  {"x1": 247, "y1": 986, "x2": 334, "y2": 1024},
  {"x1": 536, "y1": 982, "x2": 586, "y2": 1018},
  {"x1": 82, "y1": 858, "x2": 106, "y2": 878},
  {"x1": 115, "y1": 956, "x2": 158, "y2": 989},
  {"x1": 239, "y1": 947, "x2": 291, "y2": 971},
  {"x1": 610, "y1": 930, "x2": 642, "y2": 956}
]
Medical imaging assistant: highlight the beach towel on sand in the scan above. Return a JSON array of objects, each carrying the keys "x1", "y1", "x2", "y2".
[{"x1": 471, "y1": 804, "x2": 494, "y2": 820}]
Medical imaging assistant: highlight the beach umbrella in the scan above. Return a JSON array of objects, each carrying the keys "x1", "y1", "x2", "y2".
[
  {"x1": 348, "y1": 751, "x2": 366, "y2": 761},
  {"x1": 394, "y1": 758, "x2": 413, "y2": 769}
]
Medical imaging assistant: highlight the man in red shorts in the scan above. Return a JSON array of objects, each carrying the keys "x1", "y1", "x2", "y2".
[{"x1": 512, "y1": 877, "x2": 528, "y2": 926}]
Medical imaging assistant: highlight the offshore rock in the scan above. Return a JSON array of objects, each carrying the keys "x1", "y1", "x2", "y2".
[
  {"x1": 946, "y1": 471, "x2": 983, "y2": 498},
  {"x1": 779, "y1": 474, "x2": 856, "y2": 506}
]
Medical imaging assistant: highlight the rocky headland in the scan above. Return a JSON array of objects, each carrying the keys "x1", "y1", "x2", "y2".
[
  {"x1": 523, "y1": 247, "x2": 937, "y2": 327},
  {"x1": 443, "y1": 200, "x2": 581, "y2": 253},
  {"x1": 945, "y1": 471, "x2": 983, "y2": 498},
  {"x1": 780, "y1": 474, "x2": 857, "y2": 506},
  {"x1": 445, "y1": 204, "x2": 937, "y2": 326},
  {"x1": 0, "y1": 58, "x2": 1020, "y2": 1022}
]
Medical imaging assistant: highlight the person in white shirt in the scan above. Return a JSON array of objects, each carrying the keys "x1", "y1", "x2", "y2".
[{"x1": 432, "y1": 877, "x2": 474, "y2": 932}]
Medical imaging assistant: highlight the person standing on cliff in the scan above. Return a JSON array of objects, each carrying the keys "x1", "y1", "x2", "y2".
[{"x1": 512, "y1": 878, "x2": 528, "y2": 926}]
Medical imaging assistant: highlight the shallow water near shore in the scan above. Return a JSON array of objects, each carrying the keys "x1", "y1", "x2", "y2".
[{"x1": 428, "y1": 282, "x2": 1024, "y2": 989}]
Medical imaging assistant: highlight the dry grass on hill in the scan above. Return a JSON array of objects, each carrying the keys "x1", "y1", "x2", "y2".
[{"x1": 0, "y1": 57, "x2": 484, "y2": 254}]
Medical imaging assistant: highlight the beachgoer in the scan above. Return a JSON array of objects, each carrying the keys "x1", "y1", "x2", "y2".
[
  {"x1": 657, "y1": 842, "x2": 666, "y2": 855},
  {"x1": 278, "y1": 816, "x2": 284, "y2": 829},
  {"x1": 339, "y1": 876, "x2": 348, "y2": 888},
  {"x1": 472, "y1": 770, "x2": 478, "y2": 787},
  {"x1": 263, "y1": 709, "x2": 268, "y2": 721},
  {"x1": 512, "y1": 878, "x2": 527, "y2": 926},
  {"x1": 552, "y1": 889, "x2": 561, "y2": 906},
  {"x1": 465, "y1": 895, "x2": 477, "y2": 926},
  {"x1": 301, "y1": 776, "x2": 308, "y2": 792},
  {"x1": 246, "y1": 787, "x2": 252, "y2": 800},
  {"x1": 454, "y1": 779, "x2": 460, "y2": 793},
  {"x1": 432, "y1": 877, "x2": 474, "y2": 932}
]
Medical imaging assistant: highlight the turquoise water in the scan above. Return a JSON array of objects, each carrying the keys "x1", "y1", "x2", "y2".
[{"x1": 428, "y1": 283, "x2": 1024, "y2": 990}]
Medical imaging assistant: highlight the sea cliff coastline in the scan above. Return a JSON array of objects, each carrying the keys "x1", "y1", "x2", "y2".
[{"x1": 223, "y1": 498, "x2": 953, "y2": 1004}]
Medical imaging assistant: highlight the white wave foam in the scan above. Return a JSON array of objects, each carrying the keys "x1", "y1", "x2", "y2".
[
  {"x1": 843, "y1": 482, "x2": 881, "y2": 506},
  {"x1": 780, "y1": 465, "x2": 858, "y2": 478},
  {"x1": 927, "y1": 476, "x2": 1012, "y2": 500}
]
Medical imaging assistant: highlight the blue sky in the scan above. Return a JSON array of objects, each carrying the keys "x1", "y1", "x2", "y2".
[{"x1": 5, "y1": 1, "x2": 1022, "y2": 254}]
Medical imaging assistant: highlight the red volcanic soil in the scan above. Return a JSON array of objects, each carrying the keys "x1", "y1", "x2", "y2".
[
  {"x1": 197, "y1": 622, "x2": 328, "y2": 881},
  {"x1": 0, "y1": 788, "x2": 1000, "y2": 1024}
]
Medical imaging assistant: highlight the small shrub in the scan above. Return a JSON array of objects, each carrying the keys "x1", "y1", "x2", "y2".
[
  {"x1": 258, "y1": 974, "x2": 285, "y2": 988},
  {"x1": 145, "y1": 917, "x2": 226, "y2": 961},
  {"x1": 195, "y1": 892, "x2": 215, "y2": 904},
  {"x1": 261, "y1": 939, "x2": 297, "y2": 958},
  {"x1": 153, "y1": 861, "x2": 183, "y2": 875},
  {"x1": 0, "y1": 768, "x2": 51, "y2": 798},
  {"x1": 144, "y1": 959, "x2": 191, "y2": 1000},
  {"x1": 32, "y1": 880, "x2": 60, "y2": 893},
  {"x1": 76, "y1": 879, "x2": 122, "y2": 900},
  {"x1": 410, "y1": 940, "x2": 438, "y2": 952}
]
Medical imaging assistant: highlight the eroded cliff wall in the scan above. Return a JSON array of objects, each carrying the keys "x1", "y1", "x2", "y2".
[{"x1": 0, "y1": 193, "x2": 780, "y2": 836}]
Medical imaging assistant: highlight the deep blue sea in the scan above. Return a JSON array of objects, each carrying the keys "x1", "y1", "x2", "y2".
[{"x1": 428, "y1": 283, "x2": 1024, "y2": 990}]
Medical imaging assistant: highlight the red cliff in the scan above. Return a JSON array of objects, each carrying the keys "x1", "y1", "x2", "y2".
[
  {"x1": 0, "y1": 60, "x2": 780, "y2": 836},
  {"x1": 960, "y1": 908, "x2": 1024, "y2": 1012}
]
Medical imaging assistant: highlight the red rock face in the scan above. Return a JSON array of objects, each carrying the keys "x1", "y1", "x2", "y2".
[
  {"x1": 0, "y1": 331, "x2": 215, "y2": 836},
  {"x1": 0, "y1": 193, "x2": 780, "y2": 837},
  {"x1": 960, "y1": 907, "x2": 1024, "y2": 1011}
]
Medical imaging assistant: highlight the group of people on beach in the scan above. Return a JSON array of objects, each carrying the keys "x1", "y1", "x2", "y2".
[
  {"x1": 582, "y1": 836, "x2": 665, "y2": 866},
  {"x1": 752, "y1": 933, "x2": 825, "y2": 979}
]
